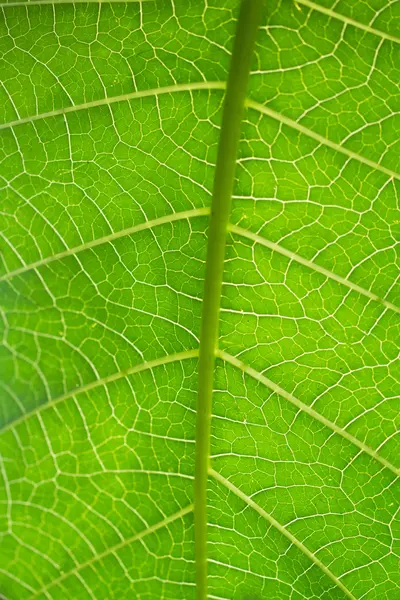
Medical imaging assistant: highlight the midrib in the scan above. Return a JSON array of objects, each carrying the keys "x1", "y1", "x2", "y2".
[{"x1": 194, "y1": 1, "x2": 263, "y2": 598}]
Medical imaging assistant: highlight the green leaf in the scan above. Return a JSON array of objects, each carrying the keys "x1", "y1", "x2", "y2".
[{"x1": 0, "y1": 1, "x2": 399, "y2": 599}]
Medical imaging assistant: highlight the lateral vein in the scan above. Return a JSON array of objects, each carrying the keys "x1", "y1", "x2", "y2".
[
  {"x1": 246, "y1": 99, "x2": 400, "y2": 181},
  {"x1": 28, "y1": 504, "x2": 194, "y2": 599},
  {"x1": 0, "y1": 208, "x2": 210, "y2": 282},
  {"x1": 0, "y1": 82, "x2": 226, "y2": 130},
  {"x1": 1, "y1": 0, "x2": 148, "y2": 6},
  {"x1": 217, "y1": 350, "x2": 399, "y2": 477},
  {"x1": 229, "y1": 224, "x2": 400, "y2": 314},
  {"x1": 294, "y1": 0, "x2": 400, "y2": 44},
  {"x1": 0, "y1": 350, "x2": 199, "y2": 436},
  {"x1": 210, "y1": 468, "x2": 357, "y2": 600}
]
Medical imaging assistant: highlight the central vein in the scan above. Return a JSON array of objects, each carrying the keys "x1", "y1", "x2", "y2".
[{"x1": 194, "y1": 1, "x2": 263, "y2": 598}]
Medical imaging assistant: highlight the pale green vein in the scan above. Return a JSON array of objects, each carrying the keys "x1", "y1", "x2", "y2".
[
  {"x1": 246, "y1": 99, "x2": 400, "y2": 181},
  {"x1": 0, "y1": 349, "x2": 199, "y2": 436},
  {"x1": 0, "y1": 570, "x2": 35, "y2": 595},
  {"x1": 0, "y1": 82, "x2": 226, "y2": 131},
  {"x1": 0, "y1": 208, "x2": 210, "y2": 282},
  {"x1": 1, "y1": 0, "x2": 147, "y2": 6},
  {"x1": 28, "y1": 503, "x2": 194, "y2": 599},
  {"x1": 217, "y1": 350, "x2": 399, "y2": 477},
  {"x1": 3, "y1": 82, "x2": 399, "y2": 186},
  {"x1": 210, "y1": 468, "x2": 357, "y2": 600},
  {"x1": 4, "y1": 0, "x2": 398, "y2": 48},
  {"x1": 3, "y1": 212, "x2": 398, "y2": 321},
  {"x1": 295, "y1": 0, "x2": 400, "y2": 45},
  {"x1": 229, "y1": 224, "x2": 400, "y2": 314}
]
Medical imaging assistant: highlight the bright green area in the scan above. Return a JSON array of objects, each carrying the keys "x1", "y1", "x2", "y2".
[{"x1": 0, "y1": 1, "x2": 399, "y2": 599}]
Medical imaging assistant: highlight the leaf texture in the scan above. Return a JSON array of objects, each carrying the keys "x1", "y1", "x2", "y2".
[{"x1": 0, "y1": 1, "x2": 399, "y2": 599}]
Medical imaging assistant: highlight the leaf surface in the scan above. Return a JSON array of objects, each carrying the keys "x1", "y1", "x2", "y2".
[{"x1": 0, "y1": 1, "x2": 399, "y2": 599}]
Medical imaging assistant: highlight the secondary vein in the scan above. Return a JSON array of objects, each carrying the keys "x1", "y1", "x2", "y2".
[
  {"x1": 229, "y1": 224, "x2": 400, "y2": 314},
  {"x1": 217, "y1": 349, "x2": 399, "y2": 477},
  {"x1": 246, "y1": 99, "x2": 400, "y2": 181},
  {"x1": 0, "y1": 350, "x2": 199, "y2": 437},
  {"x1": 28, "y1": 504, "x2": 194, "y2": 599},
  {"x1": 0, "y1": 82, "x2": 226, "y2": 131},
  {"x1": 0, "y1": 208, "x2": 210, "y2": 282},
  {"x1": 1, "y1": 0, "x2": 148, "y2": 5},
  {"x1": 210, "y1": 468, "x2": 357, "y2": 600},
  {"x1": 294, "y1": 0, "x2": 400, "y2": 45}
]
